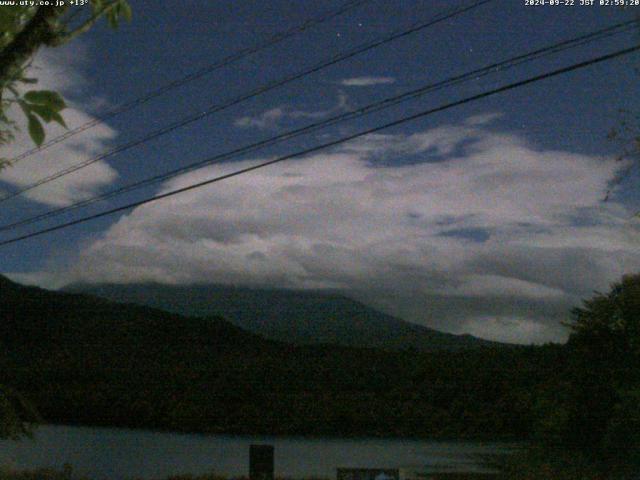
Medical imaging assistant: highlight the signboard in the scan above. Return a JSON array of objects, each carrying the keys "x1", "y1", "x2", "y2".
[
  {"x1": 249, "y1": 444, "x2": 274, "y2": 480},
  {"x1": 337, "y1": 468, "x2": 400, "y2": 480}
]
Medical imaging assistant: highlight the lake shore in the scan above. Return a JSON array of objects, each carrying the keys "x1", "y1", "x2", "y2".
[
  {"x1": 0, "y1": 467, "x2": 502, "y2": 480},
  {"x1": 0, "y1": 425, "x2": 513, "y2": 480}
]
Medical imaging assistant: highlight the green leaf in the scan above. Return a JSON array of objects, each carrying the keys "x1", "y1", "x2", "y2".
[
  {"x1": 23, "y1": 90, "x2": 66, "y2": 111},
  {"x1": 119, "y1": 1, "x2": 132, "y2": 22},
  {"x1": 20, "y1": 77, "x2": 38, "y2": 84},
  {"x1": 50, "y1": 111, "x2": 67, "y2": 128},
  {"x1": 105, "y1": 7, "x2": 119, "y2": 28},
  {"x1": 28, "y1": 104, "x2": 55, "y2": 122},
  {"x1": 0, "y1": 16, "x2": 16, "y2": 34},
  {"x1": 27, "y1": 114, "x2": 45, "y2": 146},
  {"x1": 0, "y1": 7, "x2": 28, "y2": 33},
  {"x1": 21, "y1": 101, "x2": 67, "y2": 128}
]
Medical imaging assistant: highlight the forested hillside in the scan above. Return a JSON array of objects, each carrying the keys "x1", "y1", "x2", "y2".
[
  {"x1": 66, "y1": 282, "x2": 497, "y2": 351},
  {"x1": 1, "y1": 274, "x2": 558, "y2": 438}
]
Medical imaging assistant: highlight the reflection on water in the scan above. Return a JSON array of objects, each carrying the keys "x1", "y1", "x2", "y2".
[{"x1": 0, "y1": 425, "x2": 514, "y2": 479}]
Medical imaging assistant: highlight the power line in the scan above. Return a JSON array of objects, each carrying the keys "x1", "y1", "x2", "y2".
[
  {"x1": 0, "y1": 20, "x2": 634, "y2": 234},
  {"x1": 1, "y1": 43, "x2": 637, "y2": 248},
  {"x1": 0, "y1": 0, "x2": 492, "y2": 203},
  {"x1": 6, "y1": 0, "x2": 371, "y2": 165},
  {"x1": 1, "y1": 0, "x2": 489, "y2": 200}
]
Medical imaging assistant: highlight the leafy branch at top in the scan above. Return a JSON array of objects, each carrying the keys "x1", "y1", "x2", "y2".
[
  {"x1": 0, "y1": 1, "x2": 131, "y2": 167},
  {"x1": 0, "y1": 0, "x2": 131, "y2": 438},
  {"x1": 17, "y1": 89, "x2": 67, "y2": 148}
]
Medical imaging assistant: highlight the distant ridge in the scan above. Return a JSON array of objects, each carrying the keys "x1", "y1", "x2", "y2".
[
  {"x1": 0, "y1": 274, "x2": 264, "y2": 350},
  {"x1": 0, "y1": 274, "x2": 547, "y2": 438},
  {"x1": 66, "y1": 282, "x2": 499, "y2": 351}
]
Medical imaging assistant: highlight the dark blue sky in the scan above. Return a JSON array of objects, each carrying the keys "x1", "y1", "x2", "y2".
[{"x1": 1, "y1": 0, "x2": 638, "y2": 342}]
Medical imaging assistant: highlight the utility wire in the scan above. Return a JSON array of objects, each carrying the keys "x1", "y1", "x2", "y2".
[
  {"x1": 0, "y1": 0, "x2": 492, "y2": 203},
  {"x1": 1, "y1": 43, "x2": 637, "y2": 248},
  {"x1": 0, "y1": 19, "x2": 634, "y2": 233},
  {"x1": 6, "y1": 0, "x2": 371, "y2": 164}
]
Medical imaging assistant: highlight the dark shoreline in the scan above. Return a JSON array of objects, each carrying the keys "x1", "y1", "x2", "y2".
[{"x1": 26, "y1": 422, "x2": 527, "y2": 445}]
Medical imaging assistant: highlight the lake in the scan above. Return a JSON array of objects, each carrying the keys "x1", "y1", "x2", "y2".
[{"x1": 0, "y1": 425, "x2": 516, "y2": 479}]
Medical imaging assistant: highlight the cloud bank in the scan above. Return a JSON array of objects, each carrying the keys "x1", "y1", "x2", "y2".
[
  {"x1": 52, "y1": 119, "x2": 640, "y2": 344},
  {"x1": 0, "y1": 45, "x2": 118, "y2": 206}
]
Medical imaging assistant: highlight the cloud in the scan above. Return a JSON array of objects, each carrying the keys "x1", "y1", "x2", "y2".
[
  {"x1": 458, "y1": 316, "x2": 567, "y2": 344},
  {"x1": 234, "y1": 107, "x2": 287, "y2": 130},
  {"x1": 23, "y1": 119, "x2": 640, "y2": 344},
  {"x1": 234, "y1": 93, "x2": 350, "y2": 130},
  {"x1": 339, "y1": 76, "x2": 396, "y2": 87},
  {"x1": 5, "y1": 270, "x2": 69, "y2": 290},
  {"x1": 0, "y1": 45, "x2": 118, "y2": 206},
  {"x1": 464, "y1": 113, "x2": 503, "y2": 126}
]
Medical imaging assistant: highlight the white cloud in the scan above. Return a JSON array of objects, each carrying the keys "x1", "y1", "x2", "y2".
[
  {"x1": 5, "y1": 270, "x2": 68, "y2": 290},
  {"x1": 453, "y1": 274, "x2": 567, "y2": 300},
  {"x1": 234, "y1": 93, "x2": 350, "y2": 130},
  {"x1": 0, "y1": 45, "x2": 118, "y2": 206},
  {"x1": 457, "y1": 316, "x2": 566, "y2": 344},
  {"x1": 339, "y1": 76, "x2": 396, "y2": 87},
  {"x1": 464, "y1": 113, "x2": 503, "y2": 126},
  {"x1": 20, "y1": 119, "x2": 640, "y2": 344},
  {"x1": 234, "y1": 107, "x2": 287, "y2": 130}
]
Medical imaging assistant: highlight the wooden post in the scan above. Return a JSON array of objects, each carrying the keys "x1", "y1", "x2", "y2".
[{"x1": 249, "y1": 444, "x2": 274, "y2": 480}]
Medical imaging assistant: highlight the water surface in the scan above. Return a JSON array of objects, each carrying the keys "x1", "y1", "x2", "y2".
[{"x1": 0, "y1": 425, "x2": 514, "y2": 479}]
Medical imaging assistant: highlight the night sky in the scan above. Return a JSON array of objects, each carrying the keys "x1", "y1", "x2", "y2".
[{"x1": 1, "y1": 0, "x2": 639, "y2": 343}]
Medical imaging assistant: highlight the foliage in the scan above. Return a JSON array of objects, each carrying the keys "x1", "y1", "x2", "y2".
[
  {"x1": 502, "y1": 274, "x2": 640, "y2": 477},
  {"x1": 0, "y1": 465, "x2": 87, "y2": 480},
  {"x1": 602, "y1": 386, "x2": 640, "y2": 467},
  {"x1": 0, "y1": 275, "x2": 562, "y2": 440},
  {"x1": 0, "y1": 468, "x2": 326, "y2": 480},
  {"x1": 567, "y1": 273, "x2": 640, "y2": 363},
  {"x1": 562, "y1": 275, "x2": 640, "y2": 457},
  {"x1": 491, "y1": 448, "x2": 611, "y2": 480},
  {"x1": 0, "y1": 1, "x2": 131, "y2": 435},
  {"x1": 0, "y1": 384, "x2": 40, "y2": 439},
  {"x1": 2, "y1": 272, "x2": 639, "y2": 478},
  {"x1": 15, "y1": 89, "x2": 66, "y2": 146},
  {"x1": 0, "y1": 1, "x2": 131, "y2": 166}
]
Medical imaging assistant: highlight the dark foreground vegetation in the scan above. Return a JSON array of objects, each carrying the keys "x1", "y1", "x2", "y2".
[
  {"x1": 1, "y1": 273, "x2": 639, "y2": 477},
  {"x1": 0, "y1": 274, "x2": 557, "y2": 438},
  {"x1": 490, "y1": 274, "x2": 640, "y2": 478}
]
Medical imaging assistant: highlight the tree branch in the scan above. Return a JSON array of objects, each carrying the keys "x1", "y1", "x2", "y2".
[
  {"x1": 58, "y1": 1, "x2": 121, "y2": 43},
  {"x1": 0, "y1": 6, "x2": 66, "y2": 89}
]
